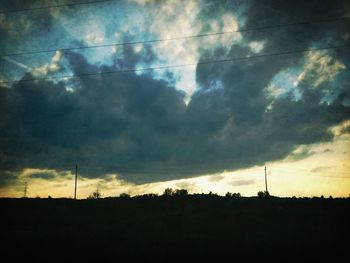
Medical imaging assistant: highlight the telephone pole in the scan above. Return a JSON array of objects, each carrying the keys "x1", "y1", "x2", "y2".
[
  {"x1": 74, "y1": 164, "x2": 78, "y2": 199},
  {"x1": 264, "y1": 166, "x2": 268, "y2": 193},
  {"x1": 23, "y1": 181, "x2": 27, "y2": 198}
]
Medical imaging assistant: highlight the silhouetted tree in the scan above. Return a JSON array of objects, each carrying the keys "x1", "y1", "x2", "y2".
[
  {"x1": 225, "y1": 192, "x2": 241, "y2": 198},
  {"x1": 141, "y1": 193, "x2": 158, "y2": 198},
  {"x1": 163, "y1": 188, "x2": 174, "y2": 196},
  {"x1": 174, "y1": 189, "x2": 188, "y2": 196},
  {"x1": 257, "y1": 191, "x2": 270, "y2": 198},
  {"x1": 119, "y1": 193, "x2": 130, "y2": 198},
  {"x1": 88, "y1": 189, "x2": 102, "y2": 199}
]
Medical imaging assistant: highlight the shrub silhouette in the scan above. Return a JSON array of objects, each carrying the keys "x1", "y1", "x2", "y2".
[
  {"x1": 88, "y1": 189, "x2": 102, "y2": 199},
  {"x1": 257, "y1": 191, "x2": 270, "y2": 198},
  {"x1": 163, "y1": 188, "x2": 188, "y2": 196},
  {"x1": 226, "y1": 192, "x2": 241, "y2": 198},
  {"x1": 141, "y1": 193, "x2": 158, "y2": 198}
]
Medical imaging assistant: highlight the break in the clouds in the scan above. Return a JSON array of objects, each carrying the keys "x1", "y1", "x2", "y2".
[{"x1": 0, "y1": 0, "x2": 349, "y2": 185}]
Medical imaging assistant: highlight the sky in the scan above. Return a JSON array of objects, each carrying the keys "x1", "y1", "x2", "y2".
[{"x1": 0, "y1": 0, "x2": 349, "y2": 198}]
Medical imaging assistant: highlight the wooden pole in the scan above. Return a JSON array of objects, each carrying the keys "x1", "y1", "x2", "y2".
[{"x1": 74, "y1": 164, "x2": 78, "y2": 199}]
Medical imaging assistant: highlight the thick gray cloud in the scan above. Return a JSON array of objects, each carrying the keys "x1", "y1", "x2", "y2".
[
  {"x1": 0, "y1": 47, "x2": 188, "y2": 183},
  {"x1": 28, "y1": 172, "x2": 56, "y2": 180},
  {"x1": 0, "y1": 0, "x2": 349, "y2": 184},
  {"x1": 0, "y1": 1, "x2": 55, "y2": 49},
  {"x1": 0, "y1": 171, "x2": 18, "y2": 187},
  {"x1": 230, "y1": 179, "x2": 255, "y2": 186},
  {"x1": 194, "y1": 0, "x2": 349, "y2": 163}
]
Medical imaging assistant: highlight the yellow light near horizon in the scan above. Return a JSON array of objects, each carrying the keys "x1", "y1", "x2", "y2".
[{"x1": 1, "y1": 130, "x2": 349, "y2": 199}]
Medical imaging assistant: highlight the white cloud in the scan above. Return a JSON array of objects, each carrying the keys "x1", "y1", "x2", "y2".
[
  {"x1": 264, "y1": 68, "x2": 302, "y2": 104},
  {"x1": 32, "y1": 50, "x2": 62, "y2": 76},
  {"x1": 144, "y1": 0, "x2": 203, "y2": 96},
  {"x1": 210, "y1": 21, "x2": 219, "y2": 31},
  {"x1": 84, "y1": 32, "x2": 104, "y2": 45},
  {"x1": 222, "y1": 13, "x2": 239, "y2": 32},
  {"x1": 142, "y1": 1, "x2": 242, "y2": 98},
  {"x1": 249, "y1": 40, "x2": 265, "y2": 53},
  {"x1": 203, "y1": 12, "x2": 242, "y2": 50},
  {"x1": 133, "y1": 43, "x2": 143, "y2": 53},
  {"x1": 265, "y1": 83, "x2": 284, "y2": 98},
  {"x1": 111, "y1": 46, "x2": 118, "y2": 54},
  {"x1": 294, "y1": 50, "x2": 346, "y2": 87},
  {"x1": 264, "y1": 50, "x2": 345, "y2": 106},
  {"x1": 48, "y1": 50, "x2": 62, "y2": 71},
  {"x1": 47, "y1": 0, "x2": 243, "y2": 99}
]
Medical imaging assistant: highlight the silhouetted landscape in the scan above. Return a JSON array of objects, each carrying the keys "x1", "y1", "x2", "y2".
[{"x1": 1, "y1": 194, "x2": 349, "y2": 261}]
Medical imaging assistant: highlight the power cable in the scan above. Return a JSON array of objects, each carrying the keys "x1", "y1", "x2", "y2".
[
  {"x1": 0, "y1": 0, "x2": 114, "y2": 14},
  {"x1": 1, "y1": 16, "x2": 348, "y2": 57},
  {"x1": 3, "y1": 44, "x2": 349, "y2": 85}
]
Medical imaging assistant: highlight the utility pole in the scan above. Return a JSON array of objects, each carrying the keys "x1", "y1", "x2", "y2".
[
  {"x1": 24, "y1": 181, "x2": 27, "y2": 198},
  {"x1": 74, "y1": 164, "x2": 78, "y2": 199},
  {"x1": 264, "y1": 166, "x2": 268, "y2": 193}
]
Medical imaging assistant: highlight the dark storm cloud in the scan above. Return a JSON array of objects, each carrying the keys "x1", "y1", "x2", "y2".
[
  {"x1": 193, "y1": 0, "x2": 349, "y2": 173},
  {"x1": 0, "y1": 1, "x2": 54, "y2": 47},
  {"x1": 0, "y1": 0, "x2": 349, "y2": 184},
  {"x1": 240, "y1": 0, "x2": 350, "y2": 51},
  {"x1": 0, "y1": 46, "x2": 188, "y2": 183},
  {"x1": 0, "y1": 171, "x2": 18, "y2": 187}
]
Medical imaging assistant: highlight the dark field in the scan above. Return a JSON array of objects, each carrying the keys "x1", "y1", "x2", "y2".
[{"x1": 1, "y1": 196, "x2": 349, "y2": 261}]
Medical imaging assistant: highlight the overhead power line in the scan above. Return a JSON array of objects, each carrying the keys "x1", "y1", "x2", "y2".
[
  {"x1": 0, "y1": 0, "x2": 114, "y2": 14},
  {"x1": 1, "y1": 16, "x2": 349, "y2": 57},
  {"x1": 3, "y1": 44, "x2": 349, "y2": 85}
]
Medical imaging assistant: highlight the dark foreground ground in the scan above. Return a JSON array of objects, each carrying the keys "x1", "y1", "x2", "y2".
[{"x1": 1, "y1": 196, "x2": 349, "y2": 261}]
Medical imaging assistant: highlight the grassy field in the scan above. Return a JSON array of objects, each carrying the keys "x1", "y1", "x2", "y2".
[{"x1": 1, "y1": 196, "x2": 349, "y2": 261}]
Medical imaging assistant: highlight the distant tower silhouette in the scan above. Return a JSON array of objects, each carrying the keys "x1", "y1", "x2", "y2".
[
  {"x1": 74, "y1": 164, "x2": 78, "y2": 199},
  {"x1": 264, "y1": 166, "x2": 268, "y2": 193},
  {"x1": 23, "y1": 181, "x2": 27, "y2": 198}
]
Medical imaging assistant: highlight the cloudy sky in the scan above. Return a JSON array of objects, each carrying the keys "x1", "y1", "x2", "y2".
[{"x1": 0, "y1": 0, "x2": 349, "y2": 198}]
